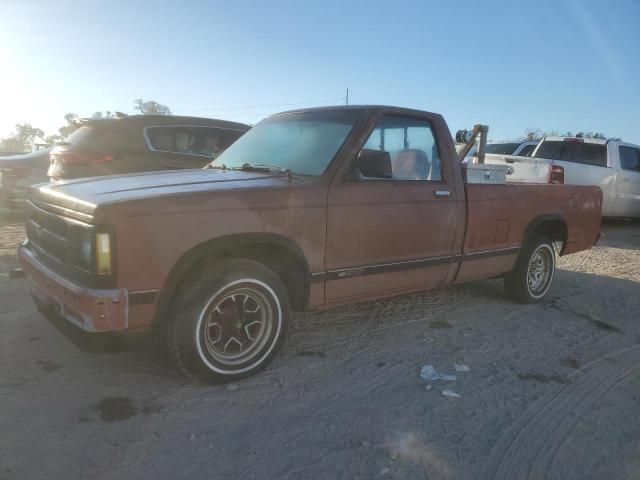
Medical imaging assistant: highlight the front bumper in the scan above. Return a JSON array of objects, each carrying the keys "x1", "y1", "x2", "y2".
[{"x1": 19, "y1": 246, "x2": 128, "y2": 332}]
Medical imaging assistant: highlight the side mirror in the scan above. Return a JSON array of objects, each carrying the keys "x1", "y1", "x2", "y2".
[{"x1": 353, "y1": 149, "x2": 392, "y2": 179}]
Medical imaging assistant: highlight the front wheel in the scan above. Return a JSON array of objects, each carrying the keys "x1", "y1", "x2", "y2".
[
  {"x1": 166, "y1": 258, "x2": 290, "y2": 383},
  {"x1": 504, "y1": 235, "x2": 556, "y2": 304}
]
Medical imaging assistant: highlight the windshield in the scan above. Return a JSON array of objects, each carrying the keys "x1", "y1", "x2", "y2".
[
  {"x1": 485, "y1": 142, "x2": 521, "y2": 155},
  {"x1": 210, "y1": 110, "x2": 364, "y2": 175}
]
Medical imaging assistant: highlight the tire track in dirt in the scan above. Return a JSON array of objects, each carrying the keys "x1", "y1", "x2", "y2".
[
  {"x1": 558, "y1": 245, "x2": 639, "y2": 283},
  {"x1": 557, "y1": 247, "x2": 593, "y2": 272},
  {"x1": 0, "y1": 222, "x2": 24, "y2": 273},
  {"x1": 289, "y1": 282, "x2": 487, "y2": 356},
  {"x1": 481, "y1": 344, "x2": 640, "y2": 480}
]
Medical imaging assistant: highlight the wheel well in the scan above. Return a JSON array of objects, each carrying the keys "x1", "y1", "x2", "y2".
[
  {"x1": 154, "y1": 235, "x2": 310, "y2": 326},
  {"x1": 527, "y1": 217, "x2": 568, "y2": 254}
]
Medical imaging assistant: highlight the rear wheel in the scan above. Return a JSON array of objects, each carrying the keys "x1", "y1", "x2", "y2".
[
  {"x1": 166, "y1": 258, "x2": 290, "y2": 383},
  {"x1": 504, "y1": 234, "x2": 556, "y2": 304}
]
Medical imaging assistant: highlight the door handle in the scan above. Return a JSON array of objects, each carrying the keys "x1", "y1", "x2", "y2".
[{"x1": 434, "y1": 190, "x2": 451, "y2": 198}]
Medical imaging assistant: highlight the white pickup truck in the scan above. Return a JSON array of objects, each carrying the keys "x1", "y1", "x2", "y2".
[
  {"x1": 485, "y1": 136, "x2": 640, "y2": 218},
  {"x1": 457, "y1": 140, "x2": 537, "y2": 162}
]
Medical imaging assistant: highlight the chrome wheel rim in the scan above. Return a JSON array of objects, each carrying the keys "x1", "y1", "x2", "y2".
[
  {"x1": 200, "y1": 286, "x2": 274, "y2": 365},
  {"x1": 527, "y1": 245, "x2": 554, "y2": 297}
]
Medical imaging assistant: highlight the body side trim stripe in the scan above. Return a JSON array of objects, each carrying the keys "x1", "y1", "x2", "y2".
[
  {"x1": 461, "y1": 246, "x2": 521, "y2": 260},
  {"x1": 310, "y1": 246, "x2": 520, "y2": 282}
]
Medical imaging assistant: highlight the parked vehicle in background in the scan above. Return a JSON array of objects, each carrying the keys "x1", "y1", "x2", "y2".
[
  {"x1": 485, "y1": 136, "x2": 640, "y2": 218},
  {"x1": 0, "y1": 149, "x2": 50, "y2": 212},
  {"x1": 457, "y1": 140, "x2": 538, "y2": 162},
  {"x1": 47, "y1": 115, "x2": 250, "y2": 181},
  {"x1": 19, "y1": 106, "x2": 602, "y2": 383},
  {"x1": 486, "y1": 141, "x2": 538, "y2": 157},
  {"x1": 0, "y1": 151, "x2": 26, "y2": 157}
]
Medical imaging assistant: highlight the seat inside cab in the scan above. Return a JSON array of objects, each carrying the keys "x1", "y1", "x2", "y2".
[{"x1": 361, "y1": 115, "x2": 443, "y2": 181}]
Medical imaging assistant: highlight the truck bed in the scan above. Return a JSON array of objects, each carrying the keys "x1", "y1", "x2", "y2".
[{"x1": 454, "y1": 182, "x2": 602, "y2": 283}]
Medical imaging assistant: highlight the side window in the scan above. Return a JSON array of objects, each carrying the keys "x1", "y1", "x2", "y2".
[
  {"x1": 619, "y1": 146, "x2": 640, "y2": 172},
  {"x1": 361, "y1": 115, "x2": 442, "y2": 181},
  {"x1": 173, "y1": 131, "x2": 190, "y2": 153},
  {"x1": 199, "y1": 129, "x2": 244, "y2": 157},
  {"x1": 147, "y1": 127, "x2": 174, "y2": 151},
  {"x1": 147, "y1": 127, "x2": 245, "y2": 157},
  {"x1": 518, "y1": 144, "x2": 536, "y2": 157}
]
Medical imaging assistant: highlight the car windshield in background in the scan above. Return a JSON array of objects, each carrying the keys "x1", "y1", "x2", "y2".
[
  {"x1": 535, "y1": 140, "x2": 607, "y2": 167},
  {"x1": 485, "y1": 143, "x2": 521, "y2": 155},
  {"x1": 210, "y1": 109, "x2": 364, "y2": 175}
]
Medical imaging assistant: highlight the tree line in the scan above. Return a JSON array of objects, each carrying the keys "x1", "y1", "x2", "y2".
[
  {"x1": 0, "y1": 99, "x2": 171, "y2": 154},
  {"x1": 2, "y1": 101, "x2": 619, "y2": 154},
  {"x1": 522, "y1": 128, "x2": 612, "y2": 141}
]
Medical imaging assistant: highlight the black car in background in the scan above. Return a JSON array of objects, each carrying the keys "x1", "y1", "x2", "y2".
[
  {"x1": 48, "y1": 115, "x2": 250, "y2": 180},
  {"x1": 0, "y1": 149, "x2": 51, "y2": 212}
]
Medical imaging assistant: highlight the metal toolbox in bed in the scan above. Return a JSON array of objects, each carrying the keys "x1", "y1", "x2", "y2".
[{"x1": 461, "y1": 163, "x2": 508, "y2": 185}]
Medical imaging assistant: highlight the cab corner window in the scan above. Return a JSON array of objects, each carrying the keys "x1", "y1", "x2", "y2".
[{"x1": 359, "y1": 115, "x2": 442, "y2": 181}]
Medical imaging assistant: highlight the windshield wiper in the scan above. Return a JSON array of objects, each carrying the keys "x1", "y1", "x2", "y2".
[{"x1": 236, "y1": 163, "x2": 293, "y2": 178}]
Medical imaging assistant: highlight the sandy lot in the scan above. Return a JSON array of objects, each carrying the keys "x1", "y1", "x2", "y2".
[{"x1": 1, "y1": 214, "x2": 639, "y2": 480}]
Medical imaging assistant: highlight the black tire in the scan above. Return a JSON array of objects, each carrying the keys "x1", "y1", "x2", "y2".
[
  {"x1": 504, "y1": 234, "x2": 556, "y2": 304},
  {"x1": 166, "y1": 258, "x2": 290, "y2": 383}
]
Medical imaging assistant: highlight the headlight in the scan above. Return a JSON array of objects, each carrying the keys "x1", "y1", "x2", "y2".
[{"x1": 95, "y1": 232, "x2": 112, "y2": 275}]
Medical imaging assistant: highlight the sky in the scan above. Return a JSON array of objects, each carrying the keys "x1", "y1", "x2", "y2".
[{"x1": 1, "y1": 0, "x2": 639, "y2": 144}]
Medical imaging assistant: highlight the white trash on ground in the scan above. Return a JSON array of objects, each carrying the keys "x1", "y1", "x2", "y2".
[
  {"x1": 419, "y1": 364, "x2": 457, "y2": 382},
  {"x1": 442, "y1": 389, "x2": 461, "y2": 398},
  {"x1": 453, "y1": 363, "x2": 470, "y2": 372}
]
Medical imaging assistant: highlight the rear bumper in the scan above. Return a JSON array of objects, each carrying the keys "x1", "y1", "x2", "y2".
[{"x1": 19, "y1": 246, "x2": 128, "y2": 332}]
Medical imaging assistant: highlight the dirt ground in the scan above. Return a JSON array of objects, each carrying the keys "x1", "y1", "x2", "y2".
[{"x1": 1, "y1": 214, "x2": 639, "y2": 480}]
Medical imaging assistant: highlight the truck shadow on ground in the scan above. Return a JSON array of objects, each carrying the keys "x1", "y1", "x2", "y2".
[
  {"x1": 599, "y1": 218, "x2": 640, "y2": 251},
  {"x1": 36, "y1": 267, "x2": 639, "y2": 382},
  {"x1": 42, "y1": 308, "x2": 163, "y2": 354}
]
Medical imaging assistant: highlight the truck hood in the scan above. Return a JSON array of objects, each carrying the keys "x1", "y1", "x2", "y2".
[{"x1": 31, "y1": 168, "x2": 293, "y2": 216}]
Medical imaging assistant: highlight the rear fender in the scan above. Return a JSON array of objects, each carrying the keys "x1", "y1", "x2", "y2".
[{"x1": 523, "y1": 214, "x2": 568, "y2": 254}]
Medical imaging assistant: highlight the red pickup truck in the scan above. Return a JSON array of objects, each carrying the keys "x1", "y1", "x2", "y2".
[{"x1": 18, "y1": 106, "x2": 602, "y2": 383}]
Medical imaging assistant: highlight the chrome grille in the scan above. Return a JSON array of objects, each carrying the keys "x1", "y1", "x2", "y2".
[{"x1": 25, "y1": 201, "x2": 71, "y2": 264}]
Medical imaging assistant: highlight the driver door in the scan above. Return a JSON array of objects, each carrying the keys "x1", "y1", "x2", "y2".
[{"x1": 324, "y1": 114, "x2": 459, "y2": 303}]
